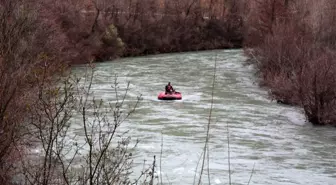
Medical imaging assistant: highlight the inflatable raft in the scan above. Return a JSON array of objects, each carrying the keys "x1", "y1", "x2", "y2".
[{"x1": 158, "y1": 92, "x2": 182, "y2": 100}]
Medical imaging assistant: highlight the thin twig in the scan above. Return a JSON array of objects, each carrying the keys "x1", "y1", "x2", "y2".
[
  {"x1": 197, "y1": 54, "x2": 217, "y2": 185},
  {"x1": 150, "y1": 155, "x2": 156, "y2": 185},
  {"x1": 227, "y1": 122, "x2": 231, "y2": 185},
  {"x1": 247, "y1": 163, "x2": 255, "y2": 185},
  {"x1": 193, "y1": 152, "x2": 203, "y2": 185},
  {"x1": 160, "y1": 132, "x2": 163, "y2": 185}
]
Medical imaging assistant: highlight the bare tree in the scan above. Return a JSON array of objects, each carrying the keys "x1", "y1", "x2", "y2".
[{"x1": 16, "y1": 65, "x2": 159, "y2": 185}]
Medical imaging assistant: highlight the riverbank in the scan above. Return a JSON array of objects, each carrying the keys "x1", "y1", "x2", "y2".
[
  {"x1": 78, "y1": 2, "x2": 244, "y2": 62},
  {"x1": 243, "y1": 0, "x2": 336, "y2": 126}
]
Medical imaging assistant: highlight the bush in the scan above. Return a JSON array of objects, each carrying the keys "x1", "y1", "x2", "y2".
[{"x1": 244, "y1": 0, "x2": 336, "y2": 126}]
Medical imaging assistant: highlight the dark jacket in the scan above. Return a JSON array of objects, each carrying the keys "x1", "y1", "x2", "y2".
[{"x1": 165, "y1": 85, "x2": 174, "y2": 92}]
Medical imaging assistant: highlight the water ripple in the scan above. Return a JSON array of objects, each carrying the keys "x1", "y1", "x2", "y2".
[{"x1": 72, "y1": 49, "x2": 336, "y2": 185}]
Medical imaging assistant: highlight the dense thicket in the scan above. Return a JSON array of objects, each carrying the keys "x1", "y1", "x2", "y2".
[{"x1": 244, "y1": 0, "x2": 336, "y2": 126}]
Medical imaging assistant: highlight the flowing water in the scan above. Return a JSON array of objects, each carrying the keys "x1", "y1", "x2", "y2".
[{"x1": 72, "y1": 49, "x2": 336, "y2": 185}]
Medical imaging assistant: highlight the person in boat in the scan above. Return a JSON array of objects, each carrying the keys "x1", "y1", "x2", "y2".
[{"x1": 165, "y1": 82, "x2": 175, "y2": 94}]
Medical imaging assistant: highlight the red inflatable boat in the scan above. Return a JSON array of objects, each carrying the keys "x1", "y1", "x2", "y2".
[{"x1": 158, "y1": 92, "x2": 182, "y2": 100}]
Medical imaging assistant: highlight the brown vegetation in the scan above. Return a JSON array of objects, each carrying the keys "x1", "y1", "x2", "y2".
[
  {"x1": 244, "y1": 0, "x2": 336, "y2": 126},
  {"x1": 81, "y1": 0, "x2": 245, "y2": 57},
  {"x1": 0, "y1": 0, "x2": 135, "y2": 183},
  {"x1": 0, "y1": 0, "x2": 54, "y2": 182}
]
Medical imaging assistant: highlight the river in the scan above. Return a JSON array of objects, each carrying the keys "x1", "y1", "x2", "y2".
[{"x1": 72, "y1": 49, "x2": 336, "y2": 185}]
